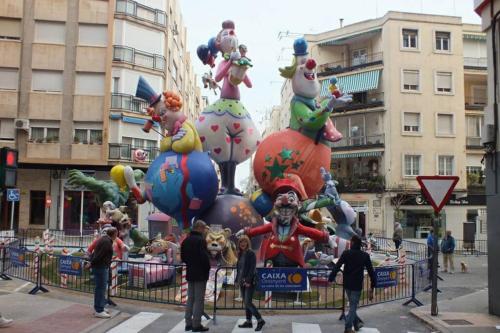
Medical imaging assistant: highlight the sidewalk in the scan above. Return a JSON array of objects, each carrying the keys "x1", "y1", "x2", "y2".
[
  {"x1": 411, "y1": 289, "x2": 500, "y2": 333},
  {"x1": 0, "y1": 280, "x2": 127, "y2": 333}
]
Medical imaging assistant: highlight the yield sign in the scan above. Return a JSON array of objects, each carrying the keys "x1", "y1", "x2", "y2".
[{"x1": 416, "y1": 176, "x2": 459, "y2": 213}]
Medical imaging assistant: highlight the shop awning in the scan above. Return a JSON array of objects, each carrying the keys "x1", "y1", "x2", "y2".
[
  {"x1": 318, "y1": 28, "x2": 382, "y2": 46},
  {"x1": 463, "y1": 33, "x2": 486, "y2": 41},
  {"x1": 332, "y1": 151, "x2": 382, "y2": 159},
  {"x1": 320, "y1": 69, "x2": 381, "y2": 96}
]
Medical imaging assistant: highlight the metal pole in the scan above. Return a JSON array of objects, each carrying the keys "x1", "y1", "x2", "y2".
[
  {"x1": 431, "y1": 212, "x2": 439, "y2": 316},
  {"x1": 80, "y1": 191, "x2": 84, "y2": 236},
  {"x1": 10, "y1": 201, "x2": 14, "y2": 230}
]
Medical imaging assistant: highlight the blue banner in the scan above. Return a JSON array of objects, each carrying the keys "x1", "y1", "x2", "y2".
[
  {"x1": 59, "y1": 256, "x2": 83, "y2": 276},
  {"x1": 10, "y1": 248, "x2": 27, "y2": 267},
  {"x1": 257, "y1": 267, "x2": 307, "y2": 291},
  {"x1": 375, "y1": 266, "x2": 398, "y2": 288}
]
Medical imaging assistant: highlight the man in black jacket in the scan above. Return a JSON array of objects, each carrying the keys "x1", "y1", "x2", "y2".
[
  {"x1": 329, "y1": 235, "x2": 375, "y2": 333},
  {"x1": 181, "y1": 220, "x2": 211, "y2": 332},
  {"x1": 89, "y1": 227, "x2": 117, "y2": 319}
]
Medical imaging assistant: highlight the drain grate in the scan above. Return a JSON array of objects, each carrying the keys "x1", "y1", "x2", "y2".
[{"x1": 442, "y1": 319, "x2": 473, "y2": 326}]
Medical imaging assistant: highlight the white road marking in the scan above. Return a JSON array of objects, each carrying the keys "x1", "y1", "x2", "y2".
[
  {"x1": 13, "y1": 282, "x2": 31, "y2": 292},
  {"x1": 232, "y1": 319, "x2": 258, "y2": 332},
  {"x1": 359, "y1": 328, "x2": 380, "y2": 333},
  {"x1": 292, "y1": 322, "x2": 322, "y2": 333},
  {"x1": 168, "y1": 318, "x2": 212, "y2": 333},
  {"x1": 107, "y1": 312, "x2": 163, "y2": 333}
]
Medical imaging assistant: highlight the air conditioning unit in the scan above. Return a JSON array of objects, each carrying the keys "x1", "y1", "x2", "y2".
[{"x1": 14, "y1": 118, "x2": 29, "y2": 131}]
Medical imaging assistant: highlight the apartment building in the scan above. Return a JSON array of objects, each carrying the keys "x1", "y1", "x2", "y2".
[
  {"x1": 274, "y1": 11, "x2": 487, "y2": 240},
  {"x1": 0, "y1": 0, "x2": 204, "y2": 231}
]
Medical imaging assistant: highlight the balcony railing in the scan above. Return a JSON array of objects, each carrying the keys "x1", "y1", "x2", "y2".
[
  {"x1": 464, "y1": 57, "x2": 487, "y2": 69},
  {"x1": 115, "y1": 0, "x2": 167, "y2": 27},
  {"x1": 109, "y1": 143, "x2": 160, "y2": 164},
  {"x1": 111, "y1": 93, "x2": 148, "y2": 114},
  {"x1": 318, "y1": 52, "x2": 383, "y2": 77},
  {"x1": 332, "y1": 134, "x2": 385, "y2": 150},
  {"x1": 333, "y1": 91, "x2": 384, "y2": 112},
  {"x1": 113, "y1": 45, "x2": 165, "y2": 72},
  {"x1": 467, "y1": 172, "x2": 485, "y2": 194},
  {"x1": 466, "y1": 136, "x2": 482, "y2": 149},
  {"x1": 336, "y1": 175, "x2": 385, "y2": 193},
  {"x1": 465, "y1": 95, "x2": 487, "y2": 110}
]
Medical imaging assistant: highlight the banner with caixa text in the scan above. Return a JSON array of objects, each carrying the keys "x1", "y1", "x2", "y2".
[{"x1": 257, "y1": 267, "x2": 307, "y2": 291}]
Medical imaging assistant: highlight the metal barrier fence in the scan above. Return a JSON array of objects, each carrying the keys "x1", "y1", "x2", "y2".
[
  {"x1": 454, "y1": 239, "x2": 487, "y2": 255},
  {"x1": 17, "y1": 229, "x2": 97, "y2": 250},
  {"x1": 373, "y1": 237, "x2": 428, "y2": 261}
]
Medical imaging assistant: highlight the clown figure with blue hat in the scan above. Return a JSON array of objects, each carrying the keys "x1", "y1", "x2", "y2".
[{"x1": 279, "y1": 38, "x2": 352, "y2": 145}]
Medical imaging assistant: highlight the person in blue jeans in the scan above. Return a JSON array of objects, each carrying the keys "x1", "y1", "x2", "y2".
[
  {"x1": 329, "y1": 235, "x2": 375, "y2": 333},
  {"x1": 87, "y1": 227, "x2": 117, "y2": 318}
]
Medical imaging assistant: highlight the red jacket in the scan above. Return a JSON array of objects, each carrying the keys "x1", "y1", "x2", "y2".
[{"x1": 245, "y1": 217, "x2": 329, "y2": 267}]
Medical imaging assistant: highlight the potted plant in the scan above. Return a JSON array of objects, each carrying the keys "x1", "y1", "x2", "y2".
[{"x1": 73, "y1": 136, "x2": 80, "y2": 144}]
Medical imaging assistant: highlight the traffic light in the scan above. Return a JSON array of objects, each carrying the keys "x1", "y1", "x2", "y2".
[{"x1": 0, "y1": 147, "x2": 18, "y2": 188}]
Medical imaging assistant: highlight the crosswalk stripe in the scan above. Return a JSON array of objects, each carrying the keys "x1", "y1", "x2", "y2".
[
  {"x1": 168, "y1": 318, "x2": 212, "y2": 333},
  {"x1": 292, "y1": 322, "x2": 322, "y2": 333},
  {"x1": 232, "y1": 319, "x2": 258, "y2": 332},
  {"x1": 359, "y1": 328, "x2": 380, "y2": 333},
  {"x1": 107, "y1": 312, "x2": 163, "y2": 333}
]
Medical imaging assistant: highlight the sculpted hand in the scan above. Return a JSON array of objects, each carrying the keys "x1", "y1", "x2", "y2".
[
  {"x1": 235, "y1": 229, "x2": 245, "y2": 238},
  {"x1": 124, "y1": 166, "x2": 137, "y2": 189},
  {"x1": 328, "y1": 235, "x2": 338, "y2": 249},
  {"x1": 67, "y1": 170, "x2": 86, "y2": 185}
]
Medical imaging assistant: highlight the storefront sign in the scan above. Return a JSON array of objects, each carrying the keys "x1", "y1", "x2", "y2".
[
  {"x1": 59, "y1": 256, "x2": 83, "y2": 276},
  {"x1": 392, "y1": 194, "x2": 486, "y2": 206},
  {"x1": 10, "y1": 248, "x2": 27, "y2": 267},
  {"x1": 375, "y1": 266, "x2": 398, "y2": 288},
  {"x1": 257, "y1": 267, "x2": 307, "y2": 291}
]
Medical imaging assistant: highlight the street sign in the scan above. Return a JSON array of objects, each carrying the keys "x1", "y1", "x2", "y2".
[
  {"x1": 6, "y1": 188, "x2": 20, "y2": 202},
  {"x1": 416, "y1": 176, "x2": 459, "y2": 213}
]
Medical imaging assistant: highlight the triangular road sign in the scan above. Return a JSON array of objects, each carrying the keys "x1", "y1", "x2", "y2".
[{"x1": 416, "y1": 176, "x2": 459, "y2": 213}]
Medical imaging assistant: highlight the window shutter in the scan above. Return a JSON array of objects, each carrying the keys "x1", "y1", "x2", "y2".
[
  {"x1": 438, "y1": 114, "x2": 453, "y2": 134},
  {"x1": 437, "y1": 72, "x2": 452, "y2": 90},
  {"x1": 404, "y1": 70, "x2": 419, "y2": 86},
  {"x1": 0, "y1": 18, "x2": 21, "y2": 39},
  {"x1": 0, "y1": 68, "x2": 19, "y2": 90},
  {"x1": 405, "y1": 113, "x2": 419, "y2": 127}
]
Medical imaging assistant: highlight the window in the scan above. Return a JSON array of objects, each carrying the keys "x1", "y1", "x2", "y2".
[
  {"x1": 75, "y1": 73, "x2": 105, "y2": 95},
  {"x1": 402, "y1": 70, "x2": 420, "y2": 91},
  {"x1": 0, "y1": 68, "x2": 19, "y2": 90},
  {"x1": 404, "y1": 155, "x2": 421, "y2": 176},
  {"x1": 30, "y1": 127, "x2": 59, "y2": 142},
  {"x1": 403, "y1": 112, "x2": 420, "y2": 133},
  {"x1": 402, "y1": 29, "x2": 418, "y2": 49},
  {"x1": 0, "y1": 18, "x2": 21, "y2": 40},
  {"x1": 437, "y1": 114, "x2": 454, "y2": 136},
  {"x1": 74, "y1": 129, "x2": 102, "y2": 144},
  {"x1": 32, "y1": 70, "x2": 63, "y2": 92},
  {"x1": 466, "y1": 116, "x2": 483, "y2": 137},
  {"x1": 0, "y1": 119, "x2": 15, "y2": 140},
  {"x1": 113, "y1": 77, "x2": 119, "y2": 93},
  {"x1": 352, "y1": 48, "x2": 367, "y2": 66},
  {"x1": 172, "y1": 61, "x2": 177, "y2": 81},
  {"x1": 30, "y1": 191, "x2": 46, "y2": 225},
  {"x1": 472, "y1": 85, "x2": 487, "y2": 105},
  {"x1": 438, "y1": 156, "x2": 454, "y2": 175},
  {"x1": 436, "y1": 72, "x2": 453, "y2": 93},
  {"x1": 435, "y1": 31, "x2": 450, "y2": 51},
  {"x1": 78, "y1": 24, "x2": 107, "y2": 46},
  {"x1": 34, "y1": 21, "x2": 66, "y2": 44}
]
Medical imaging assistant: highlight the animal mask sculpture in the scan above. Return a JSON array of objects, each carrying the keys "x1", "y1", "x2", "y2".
[{"x1": 205, "y1": 227, "x2": 237, "y2": 266}]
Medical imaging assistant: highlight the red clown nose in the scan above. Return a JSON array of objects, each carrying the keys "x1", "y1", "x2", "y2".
[{"x1": 305, "y1": 59, "x2": 316, "y2": 70}]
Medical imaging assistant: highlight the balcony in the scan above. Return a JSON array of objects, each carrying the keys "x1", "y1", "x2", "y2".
[
  {"x1": 334, "y1": 91, "x2": 384, "y2": 112},
  {"x1": 108, "y1": 143, "x2": 160, "y2": 164},
  {"x1": 466, "y1": 136, "x2": 482, "y2": 149},
  {"x1": 111, "y1": 93, "x2": 149, "y2": 114},
  {"x1": 332, "y1": 134, "x2": 384, "y2": 151},
  {"x1": 115, "y1": 0, "x2": 167, "y2": 27},
  {"x1": 464, "y1": 57, "x2": 487, "y2": 69},
  {"x1": 318, "y1": 52, "x2": 383, "y2": 77},
  {"x1": 336, "y1": 175, "x2": 385, "y2": 193},
  {"x1": 465, "y1": 95, "x2": 487, "y2": 110},
  {"x1": 467, "y1": 172, "x2": 485, "y2": 194},
  {"x1": 113, "y1": 45, "x2": 165, "y2": 72}
]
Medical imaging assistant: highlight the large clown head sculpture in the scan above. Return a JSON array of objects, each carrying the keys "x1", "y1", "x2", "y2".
[
  {"x1": 216, "y1": 20, "x2": 238, "y2": 55},
  {"x1": 274, "y1": 191, "x2": 300, "y2": 226}
]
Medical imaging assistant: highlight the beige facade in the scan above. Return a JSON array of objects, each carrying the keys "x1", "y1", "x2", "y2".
[
  {"x1": 0, "y1": 0, "x2": 203, "y2": 231},
  {"x1": 274, "y1": 12, "x2": 487, "y2": 240}
]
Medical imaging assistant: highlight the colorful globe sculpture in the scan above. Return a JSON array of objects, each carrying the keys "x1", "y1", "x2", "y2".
[{"x1": 144, "y1": 150, "x2": 219, "y2": 229}]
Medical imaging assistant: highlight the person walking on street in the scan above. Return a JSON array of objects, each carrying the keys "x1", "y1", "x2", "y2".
[
  {"x1": 392, "y1": 222, "x2": 403, "y2": 250},
  {"x1": 329, "y1": 235, "x2": 375, "y2": 333},
  {"x1": 0, "y1": 314, "x2": 13, "y2": 328},
  {"x1": 441, "y1": 230, "x2": 456, "y2": 274},
  {"x1": 88, "y1": 227, "x2": 117, "y2": 319},
  {"x1": 236, "y1": 236, "x2": 265, "y2": 332},
  {"x1": 181, "y1": 220, "x2": 211, "y2": 332}
]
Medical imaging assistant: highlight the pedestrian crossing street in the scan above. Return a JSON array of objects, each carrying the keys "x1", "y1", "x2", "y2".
[{"x1": 106, "y1": 312, "x2": 389, "y2": 333}]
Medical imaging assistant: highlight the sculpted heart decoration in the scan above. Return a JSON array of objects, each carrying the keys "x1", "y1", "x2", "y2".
[
  {"x1": 211, "y1": 125, "x2": 219, "y2": 132},
  {"x1": 225, "y1": 136, "x2": 231, "y2": 143},
  {"x1": 213, "y1": 147, "x2": 222, "y2": 154},
  {"x1": 245, "y1": 149, "x2": 251, "y2": 155},
  {"x1": 233, "y1": 123, "x2": 241, "y2": 130},
  {"x1": 234, "y1": 138, "x2": 242, "y2": 144},
  {"x1": 200, "y1": 136, "x2": 206, "y2": 142},
  {"x1": 198, "y1": 116, "x2": 205, "y2": 122}
]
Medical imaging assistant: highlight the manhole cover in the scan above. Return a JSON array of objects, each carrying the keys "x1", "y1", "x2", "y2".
[{"x1": 442, "y1": 319, "x2": 473, "y2": 326}]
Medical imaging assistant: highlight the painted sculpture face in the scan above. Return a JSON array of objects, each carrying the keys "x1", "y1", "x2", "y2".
[
  {"x1": 218, "y1": 28, "x2": 238, "y2": 54},
  {"x1": 292, "y1": 55, "x2": 320, "y2": 99},
  {"x1": 274, "y1": 191, "x2": 300, "y2": 225}
]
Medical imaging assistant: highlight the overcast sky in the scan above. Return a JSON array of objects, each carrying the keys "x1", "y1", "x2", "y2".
[{"x1": 179, "y1": 0, "x2": 481, "y2": 189}]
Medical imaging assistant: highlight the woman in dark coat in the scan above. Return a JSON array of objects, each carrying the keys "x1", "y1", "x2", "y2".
[{"x1": 236, "y1": 235, "x2": 265, "y2": 331}]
